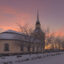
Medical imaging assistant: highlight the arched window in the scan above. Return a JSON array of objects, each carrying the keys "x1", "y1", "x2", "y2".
[
  {"x1": 32, "y1": 46, "x2": 34, "y2": 52},
  {"x1": 20, "y1": 44, "x2": 24, "y2": 51},
  {"x1": 4, "y1": 43, "x2": 9, "y2": 51},
  {"x1": 28, "y1": 46, "x2": 30, "y2": 52},
  {"x1": 37, "y1": 46, "x2": 39, "y2": 52}
]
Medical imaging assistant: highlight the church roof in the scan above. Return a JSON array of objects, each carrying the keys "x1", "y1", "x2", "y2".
[
  {"x1": 0, "y1": 30, "x2": 41, "y2": 43},
  {"x1": 2, "y1": 30, "x2": 23, "y2": 34},
  {"x1": 0, "y1": 30, "x2": 23, "y2": 40}
]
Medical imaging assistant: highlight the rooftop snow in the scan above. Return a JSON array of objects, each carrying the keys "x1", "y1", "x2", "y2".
[{"x1": 0, "y1": 30, "x2": 41, "y2": 43}]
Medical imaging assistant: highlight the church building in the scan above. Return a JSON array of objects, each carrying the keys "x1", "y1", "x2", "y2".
[{"x1": 0, "y1": 12, "x2": 45, "y2": 55}]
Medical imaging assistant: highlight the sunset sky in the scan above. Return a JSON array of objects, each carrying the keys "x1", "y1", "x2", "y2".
[{"x1": 0, "y1": 0, "x2": 64, "y2": 36}]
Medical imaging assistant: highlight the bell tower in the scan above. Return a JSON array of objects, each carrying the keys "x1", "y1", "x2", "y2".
[
  {"x1": 31, "y1": 11, "x2": 45, "y2": 50},
  {"x1": 34, "y1": 11, "x2": 42, "y2": 34}
]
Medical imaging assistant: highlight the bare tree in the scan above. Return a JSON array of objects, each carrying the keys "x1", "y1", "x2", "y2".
[
  {"x1": 17, "y1": 23, "x2": 33, "y2": 35},
  {"x1": 55, "y1": 36, "x2": 63, "y2": 50}
]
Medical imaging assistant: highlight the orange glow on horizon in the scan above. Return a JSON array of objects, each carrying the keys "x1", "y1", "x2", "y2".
[
  {"x1": 45, "y1": 44, "x2": 52, "y2": 49},
  {"x1": 55, "y1": 32, "x2": 64, "y2": 37}
]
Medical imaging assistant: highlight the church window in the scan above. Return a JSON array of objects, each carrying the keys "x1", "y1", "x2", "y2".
[
  {"x1": 20, "y1": 45, "x2": 24, "y2": 51},
  {"x1": 32, "y1": 46, "x2": 34, "y2": 52},
  {"x1": 4, "y1": 43, "x2": 9, "y2": 51},
  {"x1": 37, "y1": 46, "x2": 39, "y2": 52},
  {"x1": 28, "y1": 46, "x2": 30, "y2": 52}
]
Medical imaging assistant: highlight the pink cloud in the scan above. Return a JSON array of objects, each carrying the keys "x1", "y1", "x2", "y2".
[{"x1": 0, "y1": 5, "x2": 32, "y2": 31}]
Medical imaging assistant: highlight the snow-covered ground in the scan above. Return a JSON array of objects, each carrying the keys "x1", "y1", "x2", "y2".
[{"x1": 0, "y1": 52, "x2": 64, "y2": 64}]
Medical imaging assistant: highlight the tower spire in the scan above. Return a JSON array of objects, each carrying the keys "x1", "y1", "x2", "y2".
[
  {"x1": 37, "y1": 10, "x2": 39, "y2": 22},
  {"x1": 36, "y1": 10, "x2": 40, "y2": 25}
]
